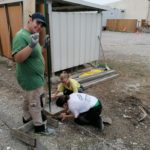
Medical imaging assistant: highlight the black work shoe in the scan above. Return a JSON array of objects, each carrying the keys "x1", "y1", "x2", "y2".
[
  {"x1": 98, "y1": 117, "x2": 104, "y2": 132},
  {"x1": 34, "y1": 124, "x2": 55, "y2": 136},
  {"x1": 22, "y1": 117, "x2": 32, "y2": 124}
]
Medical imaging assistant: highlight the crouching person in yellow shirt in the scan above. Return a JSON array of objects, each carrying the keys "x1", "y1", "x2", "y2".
[{"x1": 52, "y1": 71, "x2": 84, "y2": 99}]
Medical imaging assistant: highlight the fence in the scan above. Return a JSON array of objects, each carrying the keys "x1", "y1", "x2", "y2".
[
  {"x1": 0, "y1": 2, "x2": 23, "y2": 58},
  {"x1": 106, "y1": 19, "x2": 137, "y2": 32}
]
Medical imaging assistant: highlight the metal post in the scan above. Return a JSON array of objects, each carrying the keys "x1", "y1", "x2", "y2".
[
  {"x1": 44, "y1": 0, "x2": 52, "y2": 112},
  {"x1": 147, "y1": 0, "x2": 150, "y2": 25}
]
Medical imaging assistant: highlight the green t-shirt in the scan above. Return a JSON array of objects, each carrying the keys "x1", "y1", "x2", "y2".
[{"x1": 12, "y1": 29, "x2": 45, "y2": 91}]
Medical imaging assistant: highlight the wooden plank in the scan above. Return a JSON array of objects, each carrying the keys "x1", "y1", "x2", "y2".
[
  {"x1": 107, "y1": 19, "x2": 137, "y2": 33},
  {"x1": 76, "y1": 70, "x2": 116, "y2": 84},
  {"x1": 36, "y1": 2, "x2": 48, "y2": 73},
  {"x1": 18, "y1": 115, "x2": 59, "y2": 130},
  {"x1": 18, "y1": 121, "x2": 34, "y2": 132},
  {"x1": 83, "y1": 74, "x2": 119, "y2": 89},
  {"x1": 0, "y1": 5, "x2": 12, "y2": 58},
  {"x1": 0, "y1": 0, "x2": 23, "y2": 5},
  {"x1": 44, "y1": 104, "x2": 65, "y2": 116},
  {"x1": 11, "y1": 128, "x2": 36, "y2": 147},
  {"x1": 0, "y1": 36, "x2": 3, "y2": 55},
  {"x1": 7, "y1": 2, "x2": 23, "y2": 37},
  {"x1": 35, "y1": 140, "x2": 48, "y2": 150},
  {"x1": 47, "y1": 116, "x2": 59, "y2": 128},
  {"x1": 36, "y1": 2, "x2": 46, "y2": 45}
]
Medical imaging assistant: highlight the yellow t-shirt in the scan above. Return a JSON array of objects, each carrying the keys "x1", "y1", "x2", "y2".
[{"x1": 58, "y1": 78, "x2": 80, "y2": 93}]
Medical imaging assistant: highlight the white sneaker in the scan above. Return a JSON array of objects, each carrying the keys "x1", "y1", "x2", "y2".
[{"x1": 40, "y1": 127, "x2": 56, "y2": 136}]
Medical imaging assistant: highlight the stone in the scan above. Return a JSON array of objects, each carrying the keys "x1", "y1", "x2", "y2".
[{"x1": 102, "y1": 116, "x2": 112, "y2": 125}]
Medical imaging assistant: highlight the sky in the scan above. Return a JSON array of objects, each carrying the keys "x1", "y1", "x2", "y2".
[{"x1": 84, "y1": 0, "x2": 121, "y2": 5}]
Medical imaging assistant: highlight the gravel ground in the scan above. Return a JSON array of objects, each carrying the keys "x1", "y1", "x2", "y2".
[
  {"x1": 102, "y1": 31, "x2": 150, "y2": 67},
  {"x1": 0, "y1": 31, "x2": 150, "y2": 150}
]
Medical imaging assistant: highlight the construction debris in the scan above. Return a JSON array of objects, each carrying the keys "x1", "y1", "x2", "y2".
[
  {"x1": 0, "y1": 111, "x2": 58, "y2": 150},
  {"x1": 138, "y1": 106, "x2": 148, "y2": 122},
  {"x1": 75, "y1": 69, "x2": 119, "y2": 89}
]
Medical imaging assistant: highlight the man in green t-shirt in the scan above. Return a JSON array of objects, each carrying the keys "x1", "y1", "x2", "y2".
[{"x1": 12, "y1": 12, "x2": 54, "y2": 135}]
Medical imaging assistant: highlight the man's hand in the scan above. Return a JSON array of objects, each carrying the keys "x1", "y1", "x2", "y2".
[
  {"x1": 43, "y1": 34, "x2": 50, "y2": 49},
  {"x1": 60, "y1": 113, "x2": 67, "y2": 122},
  {"x1": 59, "y1": 113, "x2": 74, "y2": 122},
  {"x1": 29, "y1": 33, "x2": 39, "y2": 48}
]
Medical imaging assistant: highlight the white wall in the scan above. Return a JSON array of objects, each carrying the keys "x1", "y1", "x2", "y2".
[
  {"x1": 51, "y1": 12, "x2": 101, "y2": 72},
  {"x1": 107, "y1": 0, "x2": 150, "y2": 22}
]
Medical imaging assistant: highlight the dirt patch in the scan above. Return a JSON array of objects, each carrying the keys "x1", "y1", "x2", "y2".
[{"x1": 0, "y1": 32, "x2": 150, "y2": 149}]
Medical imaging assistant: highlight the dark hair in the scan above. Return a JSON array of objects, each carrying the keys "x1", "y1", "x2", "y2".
[
  {"x1": 56, "y1": 95, "x2": 69, "y2": 107},
  {"x1": 29, "y1": 12, "x2": 46, "y2": 27},
  {"x1": 60, "y1": 71, "x2": 70, "y2": 79}
]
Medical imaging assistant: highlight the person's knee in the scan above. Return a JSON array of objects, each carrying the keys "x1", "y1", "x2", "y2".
[
  {"x1": 74, "y1": 118, "x2": 84, "y2": 125},
  {"x1": 74, "y1": 116, "x2": 89, "y2": 125}
]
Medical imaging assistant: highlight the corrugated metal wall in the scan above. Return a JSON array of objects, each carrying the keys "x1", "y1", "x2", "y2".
[{"x1": 51, "y1": 12, "x2": 101, "y2": 72}]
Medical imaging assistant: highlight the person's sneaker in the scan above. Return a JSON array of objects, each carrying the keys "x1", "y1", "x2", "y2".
[
  {"x1": 40, "y1": 127, "x2": 56, "y2": 136},
  {"x1": 98, "y1": 117, "x2": 104, "y2": 132},
  {"x1": 34, "y1": 124, "x2": 55, "y2": 136}
]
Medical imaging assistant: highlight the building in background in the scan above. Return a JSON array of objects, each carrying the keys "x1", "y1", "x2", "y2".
[
  {"x1": 106, "y1": 0, "x2": 150, "y2": 26},
  {"x1": 102, "y1": 8, "x2": 125, "y2": 28}
]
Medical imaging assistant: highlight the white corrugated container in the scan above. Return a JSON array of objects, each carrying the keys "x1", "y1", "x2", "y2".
[{"x1": 51, "y1": 12, "x2": 101, "y2": 72}]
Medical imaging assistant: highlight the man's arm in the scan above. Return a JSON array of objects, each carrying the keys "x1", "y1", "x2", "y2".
[
  {"x1": 42, "y1": 47, "x2": 47, "y2": 54},
  {"x1": 60, "y1": 113, "x2": 74, "y2": 121},
  {"x1": 42, "y1": 35, "x2": 50, "y2": 54},
  {"x1": 14, "y1": 46, "x2": 32, "y2": 63},
  {"x1": 13, "y1": 33, "x2": 39, "y2": 63}
]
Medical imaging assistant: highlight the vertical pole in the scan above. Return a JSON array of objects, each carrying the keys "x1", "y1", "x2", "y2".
[
  {"x1": 44, "y1": 0, "x2": 52, "y2": 112},
  {"x1": 147, "y1": 0, "x2": 150, "y2": 25}
]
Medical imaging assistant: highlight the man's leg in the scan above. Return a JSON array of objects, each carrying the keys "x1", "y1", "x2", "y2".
[
  {"x1": 74, "y1": 112, "x2": 90, "y2": 125},
  {"x1": 27, "y1": 87, "x2": 55, "y2": 135},
  {"x1": 23, "y1": 93, "x2": 32, "y2": 123},
  {"x1": 27, "y1": 87, "x2": 43, "y2": 129},
  {"x1": 86, "y1": 105, "x2": 104, "y2": 130}
]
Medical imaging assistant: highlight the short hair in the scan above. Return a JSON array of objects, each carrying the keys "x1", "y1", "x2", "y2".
[
  {"x1": 60, "y1": 71, "x2": 70, "y2": 80},
  {"x1": 56, "y1": 95, "x2": 69, "y2": 107}
]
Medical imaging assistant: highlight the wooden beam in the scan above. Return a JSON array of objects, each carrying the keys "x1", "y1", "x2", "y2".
[
  {"x1": 18, "y1": 121, "x2": 34, "y2": 132},
  {"x1": 76, "y1": 70, "x2": 116, "y2": 84},
  {"x1": 11, "y1": 128, "x2": 49, "y2": 150},
  {"x1": 44, "y1": 108, "x2": 65, "y2": 117},
  {"x1": 0, "y1": 38, "x2": 2, "y2": 56},
  {"x1": 0, "y1": 0, "x2": 23, "y2": 5},
  {"x1": 35, "y1": 140, "x2": 49, "y2": 150},
  {"x1": 53, "y1": 5, "x2": 98, "y2": 11},
  {"x1": 83, "y1": 74, "x2": 119, "y2": 89},
  {"x1": 47, "y1": 116, "x2": 59, "y2": 128},
  {"x1": 11, "y1": 128, "x2": 36, "y2": 147}
]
